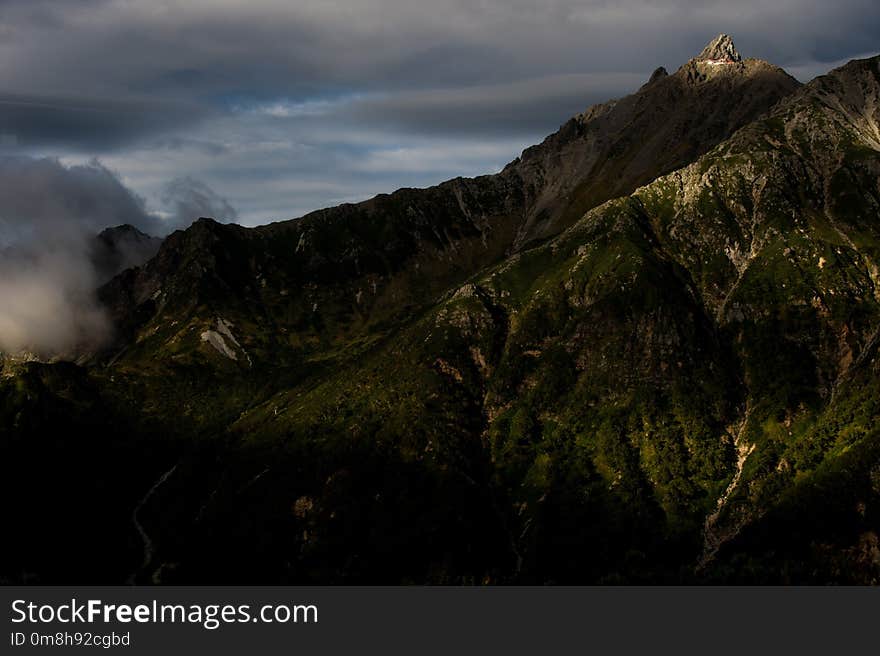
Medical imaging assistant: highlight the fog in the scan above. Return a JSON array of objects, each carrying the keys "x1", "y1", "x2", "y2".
[
  {"x1": 0, "y1": 156, "x2": 236, "y2": 358},
  {"x1": 0, "y1": 243, "x2": 110, "y2": 358}
]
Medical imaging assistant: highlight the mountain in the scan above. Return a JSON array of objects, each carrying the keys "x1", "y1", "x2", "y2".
[
  {"x1": 98, "y1": 35, "x2": 798, "y2": 365},
  {"x1": 2, "y1": 37, "x2": 879, "y2": 584},
  {"x1": 90, "y1": 224, "x2": 162, "y2": 284}
]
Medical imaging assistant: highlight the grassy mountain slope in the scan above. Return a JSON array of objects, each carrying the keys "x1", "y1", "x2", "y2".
[{"x1": 2, "y1": 45, "x2": 878, "y2": 584}]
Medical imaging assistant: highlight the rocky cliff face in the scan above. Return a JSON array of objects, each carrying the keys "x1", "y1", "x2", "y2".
[
  {"x1": 697, "y1": 33, "x2": 742, "y2": 62},
  {"x1": 2, "y1": 40, "x2": 879, "y2": 585}
]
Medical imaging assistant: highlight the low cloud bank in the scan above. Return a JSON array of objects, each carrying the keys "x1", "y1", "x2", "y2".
[
  {"x1": 0, "y1": 156, "x2": 236, "y2": 358},
  {"x1": 0, "y1": 244, "x2": 111, "y2": 359}
]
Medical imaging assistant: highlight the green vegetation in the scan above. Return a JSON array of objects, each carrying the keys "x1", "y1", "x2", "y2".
[{"x1": 2, "y1": 55, "x2": 879, "y2": 585}]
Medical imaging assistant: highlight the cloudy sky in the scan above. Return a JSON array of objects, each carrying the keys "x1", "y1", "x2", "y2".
[{"x1": 1, "y1": 0, "x2": 879, "y2": 231}]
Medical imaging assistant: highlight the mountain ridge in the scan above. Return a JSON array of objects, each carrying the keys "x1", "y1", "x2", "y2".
[
  {"x1": 98, "y1": 35, "x2": 800, "y2": 368},
  {"x1": 3, "y1": 41, "x2": 879, "y2": 585}
]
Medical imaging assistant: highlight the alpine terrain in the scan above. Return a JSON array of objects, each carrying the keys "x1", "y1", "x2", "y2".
[{"x1": 2, "y1": 35, "x2": 879, "y2": 584}]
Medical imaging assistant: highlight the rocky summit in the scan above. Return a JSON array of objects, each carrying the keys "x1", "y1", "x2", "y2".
[
  {"x1": 2, "y1": 37, "x2": 880, "y2": 585},
  {"x1": 697, "y1": 33, "x2": 743, "y2": 63}
]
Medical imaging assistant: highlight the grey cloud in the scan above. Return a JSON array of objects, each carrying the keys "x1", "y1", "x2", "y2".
[
  {"x1": 0, "y1": 156, "x2": 136, "y2": 356},
  {"x1": 1, "y1": 2, "x2": 878, "y2": 232},
  {"x1": 162, "y1": 176, "x2": 239, "y2": 228},
  {"x1": 0, "y1": 93, "x2": 211, "y2": 151},
  {"x1": 341, "y1": 73, "x2": 647, "y2": 137},
  {"x1": 0, "y1": 156, "x2": 157, "y2": 244},
  {"x1": 2, "y1": 2, "x2": 878, "y2": 112},
  {"x1": 0, "y1": 156, "x2": 237, "y2": 243},
  {"x1": 0, "y1": 245, "x2": 111, "y2": 358},
  {"x1": 0, "y1": 156, "x2": 236, "y2": 356}
]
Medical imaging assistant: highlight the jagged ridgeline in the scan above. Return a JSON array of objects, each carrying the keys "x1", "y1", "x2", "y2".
[{"x1": 2, "y1": 36, "x2": 879, "y2": 584}]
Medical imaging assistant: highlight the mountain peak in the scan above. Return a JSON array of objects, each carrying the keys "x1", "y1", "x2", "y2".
[
  {"x1": 91, "y1": 224, "x2": 162, "y2": 284},
  {"x1": 97, "y1": 224, "x2": 154, "y2": 241},
  {"x1": 696, "y1": 33, "x2": 742, "y2": 63},
  {"x1": 648, "y1": 66, "x2": 669, "y2": 83}
]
